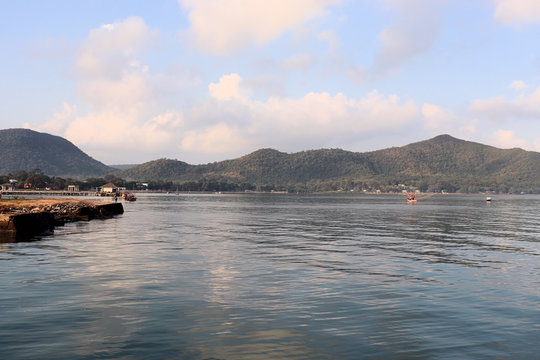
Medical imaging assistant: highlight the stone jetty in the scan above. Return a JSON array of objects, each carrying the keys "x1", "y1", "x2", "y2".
[{"x1": 0, "y1": 198, "x2": 124, "y2": 238}]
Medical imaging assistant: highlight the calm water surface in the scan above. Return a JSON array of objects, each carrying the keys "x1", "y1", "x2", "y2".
[{"x1": 1, "y1": 194, "x2": 539, "y2": 359}]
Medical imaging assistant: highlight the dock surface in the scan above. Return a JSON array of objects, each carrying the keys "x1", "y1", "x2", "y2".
[{"x1": 0, "y1": 198, "x2": 124, "y2": 238}]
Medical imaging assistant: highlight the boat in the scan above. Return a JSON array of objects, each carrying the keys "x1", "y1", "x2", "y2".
[
  {"x1": 121, "y1": 192, "x2": 137, "y2": 201},
  {"x1": 486, "y1": 196, "x2": 492, "y2": 202},
  {"x1": 407, "y1": 192, "x2": 417, "y2": 204}
]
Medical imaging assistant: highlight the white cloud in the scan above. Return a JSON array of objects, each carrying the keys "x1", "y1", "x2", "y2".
[
  {"x1": 422, "y1": 104, "x2": 458, "y2": 131},
  {"x1": 181, "y1": 123, "x2": 255, "y2": 154},
  {"x1": 491, "y1": 129, "x2": 529, "y2": 149},
  {"x1": 30, "y1": 26, "x2": 423, "y2": 163},
  {"x1": 422, "y1": 104, "x2": 451, "y2": 130},
  {"x1": 22, "y1": 18, "x2": 189, "y2": 163},
  {"x1": 509, "y1": 80, "x2": 528, "y2": 91},
  {"x1": 494, "y1": 0, "x2": 540, "y2": 25},
  {"x1": 242, "y1": 75, "x2": 286, "y2": 98},
  {"x1": 470, "y1": 84, "x2": 540, "y2": 121},
  {"x1": 63, "y1": 18, "x2": 185, "y2": 162},
  {"x1": 180, "y1": 80, "x2": 420, "y2": 158},
  {"x1": 37, "y1": 103, "x2": 78, "y2": 134},
  {"x1": 373, "y1": 0, "x2": 442, "y2": 77},
  {"x1": 76, "y1": 17, "x2": 156, "y2": 77},
  {"x1": 65, "y1": 110, "x2": 183, "y2": 155},
  {"x1": 77, "y1": 71, "x2": 151, "y2": 110},
  {"x1": 422, "y1": 103, "x2": 476, "y2": 134},
  {"x1": 178, "y1": 0, "x2": 340, "y2": 54},
  {"x1": 468, "y1": 84, "x2": 540, "y2": 153},
  {"x1": 208, "y1": 73, "x2": 248, "y2": 101}
]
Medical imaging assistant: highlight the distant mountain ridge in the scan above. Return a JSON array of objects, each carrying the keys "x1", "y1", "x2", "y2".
[
  {"x1": 119, "y1": 134, "x2": 540, "y2": 193},
  {"x1": 1, "y1": 129, "x2": 538, "y2": 192},
  {"x1": 0, "y1": 128, "x2": 113, "y2": 178}
]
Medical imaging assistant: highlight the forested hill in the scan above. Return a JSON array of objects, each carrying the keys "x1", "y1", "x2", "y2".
[
  {"x1": 0, "y1": 128, "x2": 113, "y2": 178},
  {"x1": 119, "y1": 135, "x2": 540, "y2": 193},
  {"x1": 2, "y1": 128, "x2": 536, "y2": 192}
]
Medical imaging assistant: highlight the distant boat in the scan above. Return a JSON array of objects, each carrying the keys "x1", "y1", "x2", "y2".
[
  {"x1": 407, "y1": 192, "x2": 417, "y2": 204},
  {"x1": 486, "y1": 196, "x2": 492, "y2": 202},
  {"x1": 121, "y1": 193, "x2": 137, "y2": 201}
]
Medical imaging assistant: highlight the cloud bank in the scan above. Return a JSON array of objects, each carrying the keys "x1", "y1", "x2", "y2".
[
  {"x1": 31, "y1": 15, "x2": 424, "y2": 164},
  {"x1": 470, "y1": 82, "x2": 540, "y2": 151},
  {"x1": 183, "y1": 74, "x2": 420, "y2": 159},
  {"x1": 494, "y1": 0, "x2": 540, "y2": 25},
  {"x1": 27, "y1": 15, "x2": 432, "y2": 164},
  {"x1": 179, "y1": 0, "x2": 340, "y2": 55},
  {"x1": 23, "y1": 1, "x2": 540, "y2": 164},
  {"x1": 470, "y1": 83, "x2": 540, "y2": 121}
]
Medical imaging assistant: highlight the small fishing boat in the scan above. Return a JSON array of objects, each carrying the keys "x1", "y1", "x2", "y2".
[
  {"x1": 407, "y1": 192, "x2": 417, "y2": 204},
  {"x1": 121, "y1": 193, "x2": 137, "y2": 201},
  {"x1": 486, "y1": 196, "x2": 492, "y2": 202}
]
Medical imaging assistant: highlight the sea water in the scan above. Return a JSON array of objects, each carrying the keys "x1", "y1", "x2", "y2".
[{"x1": 1, "y1": 193, "x2": 539, "y2": 359}]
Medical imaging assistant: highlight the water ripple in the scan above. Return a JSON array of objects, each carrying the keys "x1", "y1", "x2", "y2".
[{"x1": 1, "y1": 194, "x2": 539, "y2": 359}]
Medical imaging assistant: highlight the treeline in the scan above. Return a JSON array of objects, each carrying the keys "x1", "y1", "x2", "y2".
[
  {"x1": 0, "y1": 169, "x2": 123, "y2": 190},
  {"x1": 0, "y1": 169, "x2": 261, "y2": 192},
  {"x1": 1, "y1": 169, "x2": 536, "y2": 194},
  {"x1": 145, "y1": 179, "x2": 258, "y2": 192}
]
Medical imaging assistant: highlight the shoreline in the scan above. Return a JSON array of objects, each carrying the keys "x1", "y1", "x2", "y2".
[{"x1": 0, "y1": 198, "x2": 124, "y2": 239}]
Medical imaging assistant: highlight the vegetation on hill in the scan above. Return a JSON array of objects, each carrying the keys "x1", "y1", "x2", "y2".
[
  {"x1": 1, "y1": 129, "x2": 538, "y2": 193},
  {"x1": 0, "y1": 128, "x2": 113, "y2": 178},
  {"x1": 0, "y1": 171, "x2": 255, "y2": 193},
  {"x1": 119, "y1": 158, "x2": 191, "y2": 180},
  {"x1": 108, "y1": 164, "x2": 138, "y2": 171},
  {"x1": 118, "y1": 135, "x2": 540, "y2": 193}
]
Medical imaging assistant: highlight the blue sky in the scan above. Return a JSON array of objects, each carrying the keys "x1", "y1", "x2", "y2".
[{"x1": 2, "y1": 0, "x2": 540, "y2": 164}]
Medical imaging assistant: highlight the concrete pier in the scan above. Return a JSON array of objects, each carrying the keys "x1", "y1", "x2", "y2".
[{"x1": 0, "y1": 199, "x2": 124, "y2": 238}]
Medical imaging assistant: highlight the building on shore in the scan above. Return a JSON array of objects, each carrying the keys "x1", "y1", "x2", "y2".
[
  {"x1": 100, "y1": 183, "x2": 118, "y2": 194},
  {"x1": 1, "y1": 183, "x2": 15, "y2": 192},
  {"x1": 67, "y1": 185, "x2": 80, "y2": 192}
]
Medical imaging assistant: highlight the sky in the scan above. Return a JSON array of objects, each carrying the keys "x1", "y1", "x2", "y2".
[{"x1": 2, "y1": 0, "x2": 540, "y2": 165}]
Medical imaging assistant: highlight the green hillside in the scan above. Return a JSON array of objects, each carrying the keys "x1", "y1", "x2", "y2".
[
  {"x1": 0, "y1": 128, "x2": 114, "y2": 178},
  {"x1": 119, "y1": 158, "x2": 190, "y2": 180},
  {"x1": 2, "y1": 129, "x2": 536, "y2": 192},
  {"x1": 118, "y1": 135, "x2": 540, "y2": 193}
]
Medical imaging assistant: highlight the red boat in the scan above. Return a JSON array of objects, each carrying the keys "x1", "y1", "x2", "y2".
[{"x1": 407, "y1": 192, "x2": 417, "y2": 204}]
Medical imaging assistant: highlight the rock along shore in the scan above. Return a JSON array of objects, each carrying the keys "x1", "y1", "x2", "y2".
[{"x1": 0, "y1": 198, "x2": 124, "y2": 238}]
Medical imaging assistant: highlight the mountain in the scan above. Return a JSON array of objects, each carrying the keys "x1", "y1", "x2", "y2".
[
  {"x1": 108, "y1": 164, "x2": 139, "y2": 171},
  {"x1": 3, "y1": 129, "x2": 535, "y2": 192},
  {"x1": 119, "y1": 158, "x2": 191, "y2": 180},
  {"x1": 0, "y1": 128, "x2": 114, "y2": 178},
  {"x1": 119, "y1": 134, "x2": 540, "y2": 193},
  {"x1": 362, "y1": 135, "x2": 540, "y2": 191}
]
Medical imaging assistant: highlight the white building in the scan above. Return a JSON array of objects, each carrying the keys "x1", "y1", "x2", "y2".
[
  {"x1": 1, "y1": 183, "x2": 15, "y2": 191},
  {"x1": 101, "y1": 183, "x2": 118, "y2": 193}
]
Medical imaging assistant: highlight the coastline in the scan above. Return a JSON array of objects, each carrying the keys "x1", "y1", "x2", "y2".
[{"x1": 0, "y1": 198, "x2": 123, "y2": 239}]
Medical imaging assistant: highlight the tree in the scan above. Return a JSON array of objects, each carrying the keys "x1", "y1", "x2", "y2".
[
  {"x1": 25, "y1": 172, "x2": 50, "y2": 189},
  {"x1": 52, "y1": 177, "x2": 66, "y2": 190}
]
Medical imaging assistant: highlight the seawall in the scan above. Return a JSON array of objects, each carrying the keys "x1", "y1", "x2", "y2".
[{"x1": 0, "y1": 199, "x2": 124, "y2": 238}]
